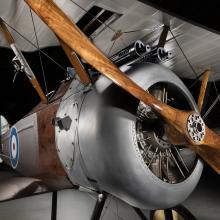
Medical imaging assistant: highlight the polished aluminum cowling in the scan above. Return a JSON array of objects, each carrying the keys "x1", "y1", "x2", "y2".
[{"x1": 55, "y1": 63, "x2": 203, "y2": 209}]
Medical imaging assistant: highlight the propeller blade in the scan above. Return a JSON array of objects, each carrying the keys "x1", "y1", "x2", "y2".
[
  {"x1": 25, "y1": 0, "x2": 220, "y2": 174},
  {"x1": 187, "y1": 126, "x2": 220, "y2": 174}
]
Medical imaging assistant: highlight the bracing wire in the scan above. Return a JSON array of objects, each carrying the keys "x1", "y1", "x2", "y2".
[
  {"x1": 3, "y1": 2, "x2": 220, "y2": 122},
  {"x1": 69, "y1": 0, "x2": 116, "y2": 33},
  {"x1": 1, "y1": 19, "x2": 68, "y2": 75},
  {"x1": 100, "y1": 195, "x2": 113, "y2": 220},
  {"x1": 203, "y1": 94, "x2": 220, "y2": 119},
  {"x1": 68, "y1": 0, "x2": 161, "y2": 53},
  {"x1": 29, "y1": 8, "x2": 48, "y2": 96},
  {"x1": 168, "y1": 28, "x2": 220, "y2": 117},
  {"x1": 189, "y1": 71, "x2": 207, "y2": 89},
  {"x1": 169, "y1": 28, "x2": 198, "y2": 78},
  {"x1": 107, "y1": 38, "x2": 117, "y2": 56},
  {"x1": 211, "y1": 74, "x2": 220, "y2": 97}
]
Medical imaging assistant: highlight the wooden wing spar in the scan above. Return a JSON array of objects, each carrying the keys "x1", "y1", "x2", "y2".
[{"x1": 25, "y1": 0, "x2": 220, "y2": 173}]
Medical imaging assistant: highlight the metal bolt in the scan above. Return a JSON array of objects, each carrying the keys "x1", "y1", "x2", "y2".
[{"x1": 65, "y1": 164, "x2": 70, "y2": 170}]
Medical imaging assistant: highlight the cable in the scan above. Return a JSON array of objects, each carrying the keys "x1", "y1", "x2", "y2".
[
  {"x1": 169, "y1": 28, "x2": 198, "y2": 78},
  {"x1": 123, "y1": 24, "x2": 163, "y2": 34},
  {"x1": 29, "y1": 8, "x2": 49, "y2": 96},
  {"x1": 100, "y1": 195, "x2": 113, "y2": 220},
  {"x1": 4, "y1": 6, "x2": 220, "y2": 121},
  {"x1": 69, "y1": 0, "x2": 116, "y2": 33},
  {"x1": 203, "y1": 94, "x2": 220, "y2": 120},
  {"x1": 211, "y1": 74, "x2": 220, "y2": 97},
  {"x1": 168, "y1": 28, "x2": 220, "y2": 116},
  {"x1": 1, "y1": 19, "x2": 68, "y2": 76},
  {"x1": 189, "y1": 71, "x2": 207, "y2": 89},
  {"x1": 107, "y1": 38, "x2": 117, "y2": 56}
]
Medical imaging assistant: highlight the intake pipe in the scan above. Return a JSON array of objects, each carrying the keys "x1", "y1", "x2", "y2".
[{"x1": 110, "y1": 40, "x2": 151, "y2": 66}]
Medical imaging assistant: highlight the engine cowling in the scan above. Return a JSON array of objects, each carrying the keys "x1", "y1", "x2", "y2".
[{"x1": 55, "y1": 63, "x2": 203, "y2": 209}]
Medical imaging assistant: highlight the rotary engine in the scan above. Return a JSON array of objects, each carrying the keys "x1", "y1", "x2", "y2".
[{"x1": 55, "y1": 63, "x2": 203, "y2": 209}]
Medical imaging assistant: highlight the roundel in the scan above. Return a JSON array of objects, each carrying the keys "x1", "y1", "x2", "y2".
[{"x1": 9, "y1": 126, "x2": 19, "y2": 169}]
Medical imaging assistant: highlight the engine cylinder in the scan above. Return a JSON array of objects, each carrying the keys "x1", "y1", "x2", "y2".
[{"x1": 110, "y1": 40, "x2": 151, "y2": 66}]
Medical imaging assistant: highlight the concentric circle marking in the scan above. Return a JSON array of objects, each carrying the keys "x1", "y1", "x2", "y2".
[
  {"x1": 187, "y1": 113, "x2": 205, "y2": 143},
  {"x1": 9, "y1": 126, "x2": 19, "y2": 169}
]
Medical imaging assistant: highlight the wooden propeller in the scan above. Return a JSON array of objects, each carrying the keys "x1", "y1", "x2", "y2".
[{"x1": 25, "y1": 0, "x2": 220, "y2": 174}]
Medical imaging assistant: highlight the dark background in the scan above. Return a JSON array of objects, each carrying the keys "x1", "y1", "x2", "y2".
[
  {"x1": 0, "y1": 46, "x2": 220, "y2": 128},
  {"x1": 2, "y1": 0, "x2": 220, "y2": 126},
  {"x1": 0, "y1": 46, "x2": 70, "y2": 124},
  {"x1": 139, "y1": 0, "x2": 220, "y2": 35}
]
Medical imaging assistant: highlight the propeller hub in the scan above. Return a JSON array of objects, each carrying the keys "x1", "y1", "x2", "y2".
[{"x1": 187, "y1": 113, "x2": 205, "y2": 143}]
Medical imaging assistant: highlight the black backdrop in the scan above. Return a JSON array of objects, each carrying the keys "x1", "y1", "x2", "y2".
[{"x1": 0, "y1": 46, "x2": 220, "y2": 128}]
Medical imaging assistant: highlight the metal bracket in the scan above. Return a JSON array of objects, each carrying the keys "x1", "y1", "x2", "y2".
[
  {"x1": 91, "y1": 193, "x2": 107, "y2": 220},
  {"x1": 53, "y1": 116, "x2": 72, "y2": 131}
]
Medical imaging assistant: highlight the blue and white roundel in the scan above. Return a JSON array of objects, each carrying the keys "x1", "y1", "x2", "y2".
[{"x1": 9, "y1": 126, "x2": 19, "y2": 169}]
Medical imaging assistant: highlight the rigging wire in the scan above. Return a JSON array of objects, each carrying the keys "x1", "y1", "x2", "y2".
[
  {"x1": 188, "y1": 71, "x2": 207, "y2": 89},
  {"x1": 107, "y1": 38, "x2": 117, "y2": 56},
  {"x1": 123, "y1": 25, "x2": 163, "y2": 34},
  {"x1": 68, "y1": 0, "x2": 129, "y2": 54},
  {"x1": 69, "y1": 0, "x2": 164, "y2": 38},
  {"x1": 203, "y1": 94, "x2": 220, "y2": 119},
  {"x1": 1, "y1": 18, "x2": 68, "y2": 76},
  {"x1": 211, "y1": 73, "x2": 220, "y2": 97},
  {"x1": 168, "y1": 28, "x2": 220, "y2": 117},
  {"x1": 69, "y1": 0, "x2": 116, "y2": 33},
  {"x1": 2, "y1": 4, "x2": 220, "y2": 122},
  {"x1": 68, "y1": 0, "x2": 161, "y2": 53},
  {"x1": 100, "y1": 195, "x2": 113, "y2": 220},
  {"x1": 29, "y1": 8, "x2": 48, "y2": 96},
  {"x1": 169, "y1": 28, "x2": 198, "y2": 78},
  {"x1": 202, "y1": 74, "x2": 220, "y2": 117},
  {"x1": 69, "y1": 0, "x2": 220, "y2": 120}
]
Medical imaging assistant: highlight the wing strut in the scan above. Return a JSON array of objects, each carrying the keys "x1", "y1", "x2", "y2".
[
  {"x1": 58, "y1": 39, "x2": 91, "y2": 85},
  {"x1": 197, "y1": 69, "x2": 211, "y2": 113},
  {"x1": 0, "y1": 18, "x2": 47, "y2": 103}
]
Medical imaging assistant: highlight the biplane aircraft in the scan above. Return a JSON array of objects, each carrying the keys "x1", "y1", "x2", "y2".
[{"x1": 0, "y1": 0, "x2": 220, "y2": 219}]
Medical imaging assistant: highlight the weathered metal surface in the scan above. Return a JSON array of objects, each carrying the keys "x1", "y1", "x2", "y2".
[
  {"x1": 52, "y1": 63, "x2": 203, "y2": 209},
  {"x1": 28, "y1": 80, "x2": 72, "y2": 115},
  {"x1": 76, "y1": 63, "x2": 203, "y2": 209},
  {"x1": 1, "y1": 107, "x2": 68, "y2": 185},
  {"x1": 1, "y1": 79, "x2": 73, "y2": 189},
  {"x1": 37, "y1": 102, "x2": 66, "y2": 178},
  {"x1": 32, "y1": 80, "x2": 73, "y2": 185},
  {"x1": 1, "y1": 113, "x2": 39, "y2": 176},
  {"x1": 55, "y1": 79, "x2": 92, "y2": 188},
  {"x1": 25, "y1": 0, "x2": 220, "y2": 175}
]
